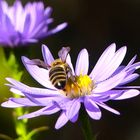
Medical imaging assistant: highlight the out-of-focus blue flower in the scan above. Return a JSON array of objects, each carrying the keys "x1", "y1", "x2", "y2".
[
  {"x1": 0, "y1": 0, "x2": 67, "y2": 47},
  {"x1": 2, "y1": 44, "x2": 140, "y2": 129}
]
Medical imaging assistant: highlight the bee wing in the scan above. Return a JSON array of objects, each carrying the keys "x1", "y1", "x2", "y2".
[
  {"x1": 25, "y1": 59, "x2": 50, "y2": 69},
  {"x1": 58, "y1": 47, "x2": 70, "y2": 62}
]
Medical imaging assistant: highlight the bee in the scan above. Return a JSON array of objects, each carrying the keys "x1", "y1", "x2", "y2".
[{"x1": 27, "y1": 47, "x2": 74, "y2": 89}]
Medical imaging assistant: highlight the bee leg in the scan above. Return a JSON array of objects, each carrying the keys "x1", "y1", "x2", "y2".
[
  {"x1": 69, "y1": 76, "x2": 82, "y2": 93},
  {"x1": 26, "y1": 59, "x2": 50, "y2": 69}
]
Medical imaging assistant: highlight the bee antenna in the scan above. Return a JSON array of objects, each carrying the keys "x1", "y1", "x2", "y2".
[{"x1": 58, "y1": 47, "x2": 70, "y2": 62}]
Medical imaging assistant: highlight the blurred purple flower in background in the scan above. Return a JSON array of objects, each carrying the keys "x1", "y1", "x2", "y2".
[
  {"x1": 0, "y1": 0, "x2": 67, "y2": 47},
  {"x1": 2, "y1": 43, "x2": 140, "y2": 129}
]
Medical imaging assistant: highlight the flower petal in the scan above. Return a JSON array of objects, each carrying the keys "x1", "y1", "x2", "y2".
[
  {"x1": 1, "y1": 99, "x2": 25, "y2": 108},
  {"x1": 66, "y1": 99, "x2": 81, "y2": 120},
  {"x1": 18, "y1": 107, "x2": 47, "y2": 119},
  {"x1": 119, "y1": 73, "x2": 139, "y2": 85},
  {"x1": 9, "y1": 87, "x2": 24, "y2": 96},
  {"x1": 70, "y1": 113, "x2": 79, "y2": 123},
  {"x1": 98, "y1": 90, "x2": 124, "y2": 99},
  {"x1": 42, "y1": 44, "x2": 54, "y2": 65},
  {"x1": 126, "y1": 55, "x2": 137, "y2": 68},
  {"x1": 21, "y1": 56, "x2": 56, "y2": 89},
  {"x1": 23, "y1": 14, "x2": 31, "y2": 35},
  {"x1": 5, "y1": 97, "x2": 39, "y2": 107},
  {"x1": 66, "y1": 54, "x2": 75, "y2": 75},
  {"x1": 91, "y1": 46, "x2": 127, "y2": 82},
  {"x1": 96, "y1": 102, "x2": 120, "y2": 115},
  {"x1": 113, "y1": 89, "x2": 140, "y2": 100},
  {"x1": 4, "y1": 93, "x2": 65, "y2": 107},
  {"x1": 126, "y1": 62, "x2": 140, "y2": 72},
  {"x1": 55, "y1": 112, "x2": 69, "y2": 129},
  {"x1": 94, "y1": 72, "x2": 126, "y2": 93},
  {"x1": 75, "y1": 49, "x2": 89, "y2": 75},
  {"x1": 84, "y1": 97, "x2": 101, "y2": 120},
  {"x1": 90, "y1": 43, "x2": 116, "y2": 79},
  {"x1": 6, "y1": 78, "x2": 60, "y2": 97},
  {"x1": 46, "y1": 22, "x2": 67, "y2": 36},
  {"x1": 19, "y1": 105, "x2": 60, "y2": 119}
]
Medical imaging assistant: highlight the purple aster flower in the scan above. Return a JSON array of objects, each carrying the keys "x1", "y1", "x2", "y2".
[
  {"x1": 0, "y1": 0, "x2": 67, "y2": 47},
  {"x1": 2, "y1": 43, "x2": 140, "y2": 129}
]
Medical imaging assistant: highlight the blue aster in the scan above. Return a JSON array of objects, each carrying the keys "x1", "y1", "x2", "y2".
[
  {"x1": 0, "y1": 0, "x2": 67, "y2": 47},
  {"x1": 2, "y1": 43, "x2": 140, "y2": 129}
]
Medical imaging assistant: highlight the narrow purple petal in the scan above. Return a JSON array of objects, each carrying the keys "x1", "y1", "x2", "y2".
[
  {"x1": 126, "y1": 62, "x2": 140, "y2": 72},
  {"x1": 18, "y1": 106, "x2": 49, "y2": 119},
  {"x1": 28, "y1": 21, "x2": 47, "y2": 38},
  {"x1": 94, "y1": 72, "x2": 126, "y2": 93},
  {"x1": 111, "y1": 66, "x2": 125, "y2": 76},
  {"x1": 22, "y1": 56, "x2": 56, "y2": 89},
  {"x1": 24, "y1": 93, "x2": 44, "y2": 105},
  {"x1": 6, "y1": 78, "x2": 60, "y2": 97},
  {"x1": 7, "y1": 86, "x2": 24, "y2": 96},
  {"x1": 96, "y1": 102, "x2": 120, "y2": 115},
  {"x1": 43, "y1": 106, "x2": 60, "y2": 115},
  {"x1": 90, "y1": 43, "x2": 116, "y2": 80},
  {"x1": 4, "y1": 90, "x2": 65, "y2": 107},
  {"x1": 113, "y1": 89, "x2": 140, "y2": 100},
  {"x1": 22, "y1": 38, "x2": 38, "y2": 43},
  {"x1": 126, "y1": 55, "x2": 137, "y2": 67},
  {"x1": 53, "y1": 98, "x2": 71, "y2": 110},
  {"x1": 66, "y1": 99, "x2": 81, "y2": 120},
  {"x1": 75, "y1": 49, "x2": 89, "y2": 75},
  {"x1": 7, "y1": 97, "x2": 39, "y2": 106},
  {"x1": 44, "y1": 6, "x2": 53, "y2": 17},
  {"x1": 119, "y1": 73, "x2": 139, "y2": 85},
  {"x1": 89, "y1": 94, "x2": 110, "y2": 102},
  {"x1": 66, "y1": 54, "x2": 75, "y2": 75},
  {"x1": 1, "y1": 99, "x2": 25, "y2": 108},
  {"x1": 19, "y1": 105, "x2": 60, "y2": 119},
  {"x1": 9, "y1": 96, "x2": 64, "y2": 107},
  {"x1": 5, "y1": 15, "x2": 14, "y2": 33},
  {"x1": 55, "y1": 112, "x2": 69, "y2": 129},
  {"x1": 92, "y1": 46, "x2": 127, "y2": 82},
  {"x1": 85, "y1": 107, "x2": 101, "y2": 120},
  {"x1": 23, "y1": 14, "x2": 31, "y2": 34},
  {"x1": 84, "y1": 97, "x2": 101, "y2": 120},
  {"x1": 98, "y1": 90, "x2": 124, "y2": 99},
  {"x1": 46, "y1": 22, "x2": 67, "y2": 36},
  {"x1": 42, "y1": 44, "x2": 54, "y2": 65},
  {"x1": 70, "y1": 113, "x2": 79, "y2": 123},
  {"x1": 116, "y1": 86, "x2": 140, "y2": 89}
]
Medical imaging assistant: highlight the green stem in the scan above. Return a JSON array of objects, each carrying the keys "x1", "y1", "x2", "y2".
[
  {"x1": 79, "y1": 109, "x2": 96, "y2": 140},
  {"x1": 26, "y1": 126, "x2": 48, "y2": 139},
  {"x1": 13, "y1": 107, "x2": 28, "y2": 140},
  {"x1": 7, "y1": 50, "x2": 29, "y2": 140}
]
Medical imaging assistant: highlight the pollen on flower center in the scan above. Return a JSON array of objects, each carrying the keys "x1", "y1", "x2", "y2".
[{"x1": 63, "y1": 75, "x2": 94, "y2": 98}]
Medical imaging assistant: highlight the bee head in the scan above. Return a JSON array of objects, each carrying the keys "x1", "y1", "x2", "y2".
[{"x1": 50, "y1": 59, "x2": 65, "y2": 67}]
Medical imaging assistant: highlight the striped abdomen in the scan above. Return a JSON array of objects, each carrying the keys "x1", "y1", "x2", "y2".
[{"x1": 49, "y1": 66, "x2": 67, "y2": 89}]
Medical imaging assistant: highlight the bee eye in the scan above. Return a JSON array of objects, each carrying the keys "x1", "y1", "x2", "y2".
[{"x1": 55, "y1": 81, "x2": 66, "y2": 89}]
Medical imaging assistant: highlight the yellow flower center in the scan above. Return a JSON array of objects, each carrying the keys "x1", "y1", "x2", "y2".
[{"x1": 63, "y1": 75, "x2": 94, "y2": 98}]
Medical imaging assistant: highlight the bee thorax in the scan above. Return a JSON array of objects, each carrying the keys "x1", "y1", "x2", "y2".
[{"x1": 64, "y1": 75, "x2": 94, "y2": 98}]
